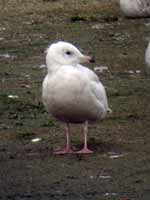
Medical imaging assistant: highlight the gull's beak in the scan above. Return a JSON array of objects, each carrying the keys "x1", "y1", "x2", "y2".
[{"x1": 79, "y1": 54, "x2": 95, "y2": 64}]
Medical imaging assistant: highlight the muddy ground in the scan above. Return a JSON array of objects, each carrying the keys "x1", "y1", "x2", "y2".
[{"x1": 0, "y1": 0, "x2": 150, "y2": 199}]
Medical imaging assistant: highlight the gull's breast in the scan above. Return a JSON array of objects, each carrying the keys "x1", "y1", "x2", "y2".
[{"x1": 42, "y1": 68, "x2": 106, "y2": 123}]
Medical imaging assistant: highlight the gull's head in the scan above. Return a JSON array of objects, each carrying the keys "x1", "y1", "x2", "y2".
[{"x1": 46, "y1": 41, "x2": 94, "y2": 69}]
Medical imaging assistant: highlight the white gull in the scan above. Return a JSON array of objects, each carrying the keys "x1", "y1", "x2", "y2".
[
  {"x1": 120, "y1": 0, "x2": 150, "y2": 18},
  {"x1": 42, "y1": 41, "x2": 111, "y2": 154}
]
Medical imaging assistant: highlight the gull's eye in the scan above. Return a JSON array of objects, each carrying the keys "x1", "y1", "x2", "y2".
[{"x1": 66, "y1": 51, "x2": 72, "y2": 55}]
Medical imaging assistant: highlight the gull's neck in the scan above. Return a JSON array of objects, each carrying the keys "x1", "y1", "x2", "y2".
[
  {"x1": 47, "y1": 63, "x2": 61, "y2": 74},
  {"x1": 46, "y1": 57, "x2": 63, "y2": 74},
  {"x1": 46, "y1": 60, "x2": 77, "y2": 74}
]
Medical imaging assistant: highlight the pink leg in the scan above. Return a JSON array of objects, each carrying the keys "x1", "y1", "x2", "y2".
[
  {"x1": 53, "y1": 123, "x2": 73, "y2": 155},
  {"x1": 75, "y1": 121, "x2": 93, "y2": 154}
]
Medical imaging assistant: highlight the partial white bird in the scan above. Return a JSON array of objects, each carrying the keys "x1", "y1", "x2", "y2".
[
  {"x1": 42, "y1": 41, "x2": 111, "y2": 155},
  {"x1": 120, "y1": 0, "x2": 150, "y2": 18},
  {"x1": 145, "y1": 41, "x2": 150, "y2": 75}
]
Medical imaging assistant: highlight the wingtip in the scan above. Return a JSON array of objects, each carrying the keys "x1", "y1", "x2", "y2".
[{"x1": 107, "y1": 108, "x2": 112, "y2": 114}]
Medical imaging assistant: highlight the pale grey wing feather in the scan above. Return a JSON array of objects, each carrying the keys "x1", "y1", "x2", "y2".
[
  {"x1": 77, "y1": 64, "x2": 99, "y2": 82},
  {"x1": 79, "y1": 64, "x2": 111, "y2": 112},
  {"x1": 78, "y1": 64, "x2": 111, "y2": 113},
  {"x1": 90, "y1": 81, "x2": 110, "y2": 112}
]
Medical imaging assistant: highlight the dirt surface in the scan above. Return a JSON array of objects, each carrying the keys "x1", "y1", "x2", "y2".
[{"x1": 0, "y1": 0, "x2": 150, "y2": 199}]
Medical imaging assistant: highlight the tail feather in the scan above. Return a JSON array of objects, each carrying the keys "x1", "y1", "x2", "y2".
[{"x1": 107, "y1": 108, "x2": 112, "y2": 114}]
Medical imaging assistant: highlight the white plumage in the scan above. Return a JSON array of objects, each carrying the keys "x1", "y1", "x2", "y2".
[
  {"x1": 120, "y1": 0, "x2": 150, "y2": 18},
  {"x1": 145, "y1": 41, "x2": 150, "y2": 75},
  {"x1": 42, "y1": 41, "x2": 110, "y2": 154}
]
